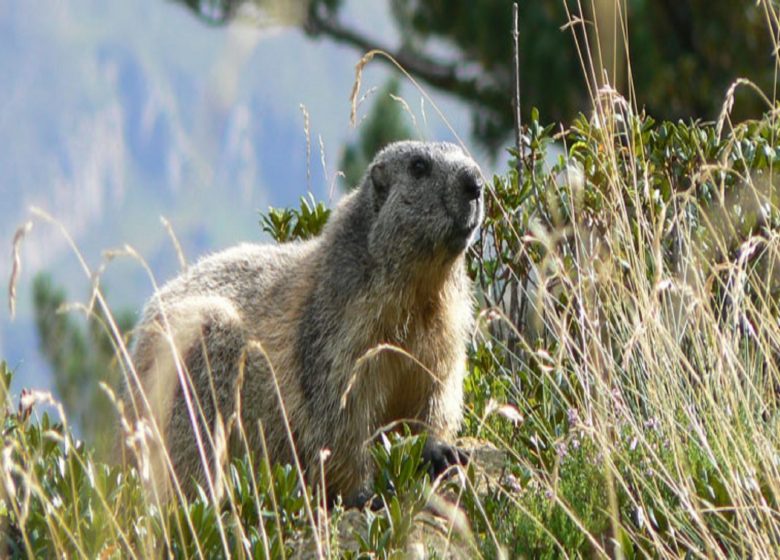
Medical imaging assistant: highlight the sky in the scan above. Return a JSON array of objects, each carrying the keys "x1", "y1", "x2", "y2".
[{"x1": 0, "y1": 0, "x2": 478, "y2": 395}]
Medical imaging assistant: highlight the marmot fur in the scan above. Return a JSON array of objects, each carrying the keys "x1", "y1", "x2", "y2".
[{"x1": 122, "y1": 141, "x2": 484, "y2": 506}]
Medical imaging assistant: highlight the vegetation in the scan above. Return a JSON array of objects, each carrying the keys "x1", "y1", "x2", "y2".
[
  {"x1": 8, "y1": 1, "x2": 780, "y2": 557},
  {"x1": 32, "y1": 275, "x2": 134, "y2": 456},
  {"x1": 9, "y1": 100, "x2": 780, "y2": 556},
  {"x1": 172, "y1": 0, "x2": 778, "y2": 153}
]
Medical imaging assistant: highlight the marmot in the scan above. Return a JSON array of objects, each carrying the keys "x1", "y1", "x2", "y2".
[{"x1": 122, "y1": 141, "x2": 484, "y2": 506}]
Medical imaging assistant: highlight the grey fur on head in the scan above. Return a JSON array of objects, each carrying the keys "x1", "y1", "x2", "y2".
[{"x1": 121, "y1": 140, "x2": 484, "y2": 506}]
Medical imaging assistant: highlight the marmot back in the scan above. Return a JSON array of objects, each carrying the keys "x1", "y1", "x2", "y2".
[{"x1": 121, "y1": 141, "x2": 484, "y2": 506}]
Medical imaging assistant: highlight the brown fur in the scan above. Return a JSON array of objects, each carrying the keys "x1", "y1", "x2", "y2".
[{"x1": 120, "y1": 141, "x2": 483, "y2": 504}]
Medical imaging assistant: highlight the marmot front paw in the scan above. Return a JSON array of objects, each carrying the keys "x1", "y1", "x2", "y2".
[{"x1": 422, "y1": 437, "x2": 469, "y2": 479}]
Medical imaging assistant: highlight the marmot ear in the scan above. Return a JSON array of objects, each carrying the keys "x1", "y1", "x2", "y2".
[{"x1": 370, "y1": 161, "x2": 391, "y2": 210}]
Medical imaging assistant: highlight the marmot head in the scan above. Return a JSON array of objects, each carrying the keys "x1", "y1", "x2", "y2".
[{"x1": 363, "y1": 141, "x2": 484, "y2": 269}]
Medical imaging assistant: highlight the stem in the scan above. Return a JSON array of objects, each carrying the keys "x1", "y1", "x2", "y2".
[{"x1": 512, "y1": 2, "x2": 523, "y2": 185}]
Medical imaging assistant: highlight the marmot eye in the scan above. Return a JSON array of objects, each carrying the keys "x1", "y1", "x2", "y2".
[{"x1": 409, "y1": 155, "x2": 431, "y2": 178}]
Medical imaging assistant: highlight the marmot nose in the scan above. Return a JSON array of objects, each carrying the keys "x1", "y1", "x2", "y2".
[{"x1": 458, "y1": 167, "x2": 483, "y2": 200}]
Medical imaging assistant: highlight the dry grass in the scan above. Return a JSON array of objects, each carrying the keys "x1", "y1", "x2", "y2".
[{"x1": 5, "y1": 1, "x2": 780, "y2": 558}]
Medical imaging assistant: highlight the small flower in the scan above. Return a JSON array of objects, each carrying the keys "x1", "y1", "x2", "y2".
[{"x1": 501, "y1": 473, "x2": 522, "y2": 493}]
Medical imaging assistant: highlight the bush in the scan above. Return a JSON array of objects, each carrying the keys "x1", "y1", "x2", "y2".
[{"x1": 462, "y1": 100, "x2": 780, "y2": 556}]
